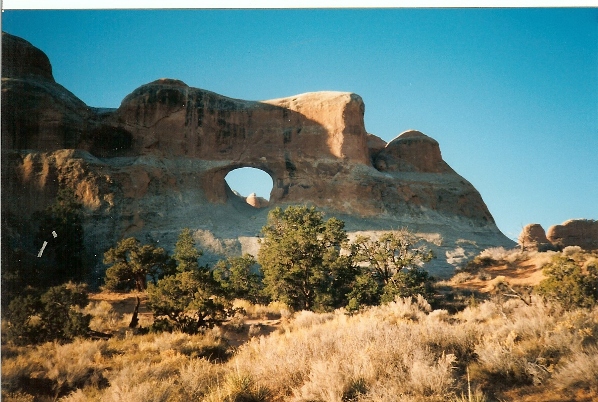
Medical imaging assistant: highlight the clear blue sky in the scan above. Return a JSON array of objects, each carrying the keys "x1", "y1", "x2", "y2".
[{"x1": 2, "y1": 8, "x2": 597, "y2": 240}]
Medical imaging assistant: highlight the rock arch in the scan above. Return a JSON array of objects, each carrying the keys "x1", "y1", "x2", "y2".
[
  {"x1": 201, "y1": 161, "x2": 288, "y2": 205},
  {"x1": 224, "y1": 166, "x2": 275, "y2": 207}
]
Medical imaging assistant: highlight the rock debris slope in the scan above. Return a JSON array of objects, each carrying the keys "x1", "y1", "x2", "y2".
[{"x1": 1, "y1": 32, "x2": 514, "y2": 280}]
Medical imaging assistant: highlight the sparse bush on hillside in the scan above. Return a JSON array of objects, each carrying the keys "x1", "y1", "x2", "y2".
[
  {"x1": 350, "y1": 230, "x2": 435, "y2": 309},
  {"x1": 465, "y1": 247, "x2": 520, "y2": 271},
  {"x1": 562, "y1": 245, "x2": 583, "y2": 257}
]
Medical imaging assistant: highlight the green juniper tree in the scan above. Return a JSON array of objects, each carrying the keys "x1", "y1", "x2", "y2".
[
  {"x1": 5, "y1": 283, "x2": 91, "y2": 345},
  {"x1": 214, "y1": 254, "x2": 267, "y2": 304},
  {"x1": 258, "y1": 206, "x2": 356, "y2": 311},
  {"x1": 147, "y1": 228, "x2": 234, "y2": 333},
  {"x1": 350, "y1": 230, "x2": 435, "y2": 307},
  {"x1": 536, "y1": 255, "x2": 598, "y2": 310},
  {"x1": 103, "y1": 237, "x2": 174, "y2": 292}
]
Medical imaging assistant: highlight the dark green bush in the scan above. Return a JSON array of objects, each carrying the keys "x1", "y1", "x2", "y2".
[{"x1": 5, "y1": 283, "x2": 91, "y2": 345}]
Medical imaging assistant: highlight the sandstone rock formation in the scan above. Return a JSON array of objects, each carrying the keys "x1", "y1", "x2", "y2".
[
  {"x1": 518, "y1": 223, "x2": 553, "y2": 251},
  {"x1": 374, "y1": 130, "x2": 454, "y2": 173},
  {"x1": 517, "y1": 220, "x2": 598, "y2": 251},
  {"x1": 246, "y1": 193, "x2": 269, "y2": 208},
  {"x1": 2, "y1": 32, "x2": 515, "y2": 280},
  {"x1": 547, "y1": 219, "x2": 598, "y2": 251},
  {"x1": 1, "y1": 33, "x2": 99, "y2": 151}
]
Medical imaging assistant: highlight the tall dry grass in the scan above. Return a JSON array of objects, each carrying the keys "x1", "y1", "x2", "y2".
[{"x1": 2, "y1": 295, "x2": 597, "y2": 402}]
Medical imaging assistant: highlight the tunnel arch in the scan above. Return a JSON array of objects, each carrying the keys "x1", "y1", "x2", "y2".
[{"x1": 225, "y1": 167, "x2": 274, "y2": 208}]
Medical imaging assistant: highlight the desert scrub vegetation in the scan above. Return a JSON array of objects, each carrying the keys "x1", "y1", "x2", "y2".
[
  {"x1": 536, "y1": 254, "x2": 598, "y2": 310},
  {"x1": 5, "y1": 295, "x2": 596, "y2": 402},
  {"x1": 2, "y1": 330, "x2": 229, "y2": 401}
]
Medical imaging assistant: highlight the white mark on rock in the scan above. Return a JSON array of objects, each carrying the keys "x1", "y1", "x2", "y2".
[{"x1": 37, "y1": 241, "x2": 48, "y2": 257}]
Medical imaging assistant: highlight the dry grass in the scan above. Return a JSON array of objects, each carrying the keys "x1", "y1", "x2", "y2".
[
  {"x1": 4, "y1": 249, "x2": 598, "y2": 402},
  {"x1": 233, "y1": 299, "x2": 291, "y2": 320},
  {"x1": 3, "y1": 297, "x2": 597, "y2": 401}
]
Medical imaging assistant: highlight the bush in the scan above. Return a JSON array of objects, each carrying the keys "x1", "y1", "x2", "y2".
[
  {"x1": 380, "y1": 266, "x2": 435, "y2": 304},
  {"x1": 535, "y1": 255, "x2": 598, "y2": 309},
  {"x1": 147, "y1": 271, "x2": 234, "y2": 334},
  {"x1": 103, "y1": 237, "x2": 174, "y2": 292},
  {"x1": 213, "y1": 254, "x2": 267, "y2": 304},
  {"x1": 258, "y1": 206, "x2": 355, "y2": 311},
  {"x1": 4, "y1": 283, "x2": 91, "y2": 345}
]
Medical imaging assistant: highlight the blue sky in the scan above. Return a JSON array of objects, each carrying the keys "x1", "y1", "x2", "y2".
[{"x1": 2, "y1": 8, "x2": 597, "y2": 240}]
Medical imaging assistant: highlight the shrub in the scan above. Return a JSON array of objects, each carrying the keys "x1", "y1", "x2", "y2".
[
  {"x1": 147, "y1": 271, "x2": 234, "y2": 334},
  {"x1": 258, "y1": 206, "x2": 355, "y2": 311},
  {"x1": 4, "y1": 283, "x2": 91, "y2": 345},
  {"x1": 147, "y1": 229, "x2": 237, "y2": 334},
  {"x1": 535, "y1": 255, "x2": 598, "y2": 309},
  {"x1": 205, "y1": 373, "x2": 270, "y2": 402},
  {"x1": 551, "y1": 346, "x2": 598, "y2": 391},
  {"x1": 380, "y1": 266, "x2": 435, "y2": 304},
  {"x1": 103, "y1": 237, "x2": 174, "y2": 292},
  {"x1": 214, "y1": 254, "x2": 267, "y2": 304}
]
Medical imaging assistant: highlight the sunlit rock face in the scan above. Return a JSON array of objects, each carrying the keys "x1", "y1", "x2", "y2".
[
  {"x1": 547, "y1": 219, "x2": 598, "y2": 251},
  {"x1": 2, "y1": 32, "x2": 514, "y2": 280},
  {"x1": 374, "y1": 130, "x2": 454, "y2": 174},
  {"x1": 246, "y1": 193, "x2": 269, "y2": 208},
  {"x1": 518, "y1": 223, "x2": 553, "y2": 251}
]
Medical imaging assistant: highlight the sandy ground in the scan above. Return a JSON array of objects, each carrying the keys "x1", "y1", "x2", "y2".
[{"x1": 446, "y1": 251, "x2": 557, "y2": 292}]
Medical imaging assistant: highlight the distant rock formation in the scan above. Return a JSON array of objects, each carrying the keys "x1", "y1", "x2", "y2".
[
  {"x1": 246, "y1": 193, "x2": 269, "y2": 208},
  {"x1": 518, "y1": 223, "x2": 553, "y2": 251},
  {"x1": 547, "y1": 219, "x2": 598, "y2": 251},
  {"x1": 1, "y1": 32, "x2": 514, "y2": 279},
  {"x1": 517, "y1": 220, "x2": 598, "y2": 251}
]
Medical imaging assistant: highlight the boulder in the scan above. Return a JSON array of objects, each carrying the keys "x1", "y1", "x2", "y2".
[
  {"x1": 518, "y1": 223, "x2": 553, "y2": 251},
  {"x1": 246, "y1": 193, "x2": 269, "y2": 208},
  {"x1": 547, "y1": 219, "x2": 598, "y2": 251}
]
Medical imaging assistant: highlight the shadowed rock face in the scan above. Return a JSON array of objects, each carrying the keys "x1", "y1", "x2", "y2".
[
  {"x1": 1, "y1": 32, "x2": 514, "y2": 279},
  {"x1": 2, "y1": 32, "x2": 53, "y2": 80},
  {"x1": 1, "y1": 33, "x2": 97, "y2": 151}
]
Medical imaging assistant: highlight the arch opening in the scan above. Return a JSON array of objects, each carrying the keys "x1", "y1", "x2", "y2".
[{"x1": 225, "y1": 167, "x2": 274, "y2": 208}]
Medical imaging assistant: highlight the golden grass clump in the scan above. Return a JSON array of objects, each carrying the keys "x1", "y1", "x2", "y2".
[{"x1": 233, "y1": 299, "x2": 291, "y2": 320}]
